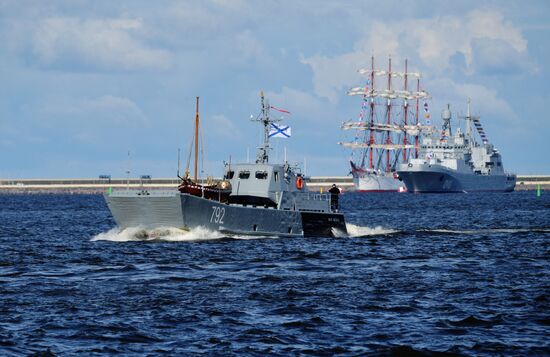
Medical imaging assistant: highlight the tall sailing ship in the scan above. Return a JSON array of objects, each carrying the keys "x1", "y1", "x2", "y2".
[{"x1": 339, "y1": 56, "x2": 430, "y2": 192}]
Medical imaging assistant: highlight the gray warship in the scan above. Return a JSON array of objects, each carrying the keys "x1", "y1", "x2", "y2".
[
  {"x1": 397, "y1": 100, "x2": 516, "y2": 193},
  {"x1": 105, "y1": 93, "x2": 347, "y2": 237}
]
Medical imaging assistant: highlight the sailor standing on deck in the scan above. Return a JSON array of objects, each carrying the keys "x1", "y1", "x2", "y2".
[{"x1": 329, "y1": 184, "x2": 341, "y2": 211}]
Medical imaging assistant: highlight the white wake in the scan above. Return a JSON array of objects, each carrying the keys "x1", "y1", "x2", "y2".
[
  {"x1": 91, "y1": 226, "x2": 225, "y2": 242},
  {"x1": 333, "y1": 223, "x2": 400, "y2": 238},
  {"x1": 93, "y1": 223, "x2": 403, "y2": 242}
]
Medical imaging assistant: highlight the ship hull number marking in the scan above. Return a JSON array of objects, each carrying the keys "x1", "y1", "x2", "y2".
[{"x1": 210, "y1": 206, "x2": 225, "y2": 224}]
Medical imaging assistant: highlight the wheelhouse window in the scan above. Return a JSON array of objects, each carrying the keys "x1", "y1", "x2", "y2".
[
  {"x1": 238, "y1": 171, "x2": 250, "y2": 179},
  {"x1": 225, "y1": 170, "x2": 235, "y2": 179},
  {"x1": 255, "y1": 171, "x2": 268, "y2": 179}
]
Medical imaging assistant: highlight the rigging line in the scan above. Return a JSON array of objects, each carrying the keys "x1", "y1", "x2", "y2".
[
  {"x1": 360, "y1": 149, "x2": 367, "y2": 169},
  {"x1": 185, "y1": 129, "x2": 194, "y2": 178},
  {"x1": 391, "y1": 133, "x2": 404, "y2": 169},
  {"x1": 375, "y1": 148, "x2": 384, "y2": 171},
  {"x1": 391, "y1": 148, "x2": 403, "y2": 170}
]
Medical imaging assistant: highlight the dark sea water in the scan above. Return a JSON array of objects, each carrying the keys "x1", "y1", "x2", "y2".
[{"x1": 1, "y1": 191, "x2": 549, "y2": 356}]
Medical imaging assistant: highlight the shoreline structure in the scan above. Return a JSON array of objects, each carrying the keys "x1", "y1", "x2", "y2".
[{"x1": 0, "y1": 176, "x2": 548, "y2": 194}]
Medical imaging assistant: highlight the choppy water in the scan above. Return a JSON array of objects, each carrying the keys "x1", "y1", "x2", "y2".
[{"x1": 1, "y1": 191, "x2": 549, "y2": 356}]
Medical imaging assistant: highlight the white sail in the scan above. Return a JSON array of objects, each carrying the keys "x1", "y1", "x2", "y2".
[
  {"x1": 339, "y1": 142, "x2": 416, "y2": 150},
  {"x1": 341, "y1": 122, "x2": 431, "y2": 136},
  {"x1": 347, "y1": 88, "x2": 429, "y2": 100},
  {"x1": 358, "y1": 69, "x2": 388, "y2": 76},
  {"x1": 358, "y1": 69, "x2": 422, "y2": 79}
]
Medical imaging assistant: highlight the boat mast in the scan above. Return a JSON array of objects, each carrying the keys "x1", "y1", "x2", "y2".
[
  {"x1": 194, "y1": 96, "x2": 199, "y2": 182},
  {"x1": 415, "y1": 76, "x2": 420, "y2": 158},
  {"x1": 403, "y1": 58, "x2": 408, "y2": 162},
  {"x1": 466, "y1": 98, "x2": 472, "y2": 146},
  {"x1": 254, "y1": 90, "x2": 275, "y2": 164},
  {"x1": 369, "y1": 56, "x2": 375, "y2": 170},
  {"x1": 386, "y1": 56, "x2": 392, "y2": 172}
]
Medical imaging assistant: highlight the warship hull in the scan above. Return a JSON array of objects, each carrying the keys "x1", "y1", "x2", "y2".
[
  {"x1": 105, "y1": 190, "x2": 347, "y2": 237},
  {"x1": 352, "y1": 171, "x2": 405, "y2": 192},
  {"x1": 397, "y1": 164, "x2": 516, "y2": 193}
]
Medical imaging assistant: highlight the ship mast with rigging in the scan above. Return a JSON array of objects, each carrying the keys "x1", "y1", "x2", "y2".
[{"x1": 340, "y1": 56, "x2": 429, "y2": 173}]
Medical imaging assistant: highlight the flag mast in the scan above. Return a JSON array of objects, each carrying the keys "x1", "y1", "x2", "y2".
[
  {"x1": 403, "y1": 58, "x2": 408, "y2": 162},
  {"x1": 415, "y1": 76, "x2": 420, "y2": 158},
  {"x1": 386, "y1": 56, "x2": 392, "y2": 172},
  {"x1": 369, "y1": 56, "x2": 375, "y2": 170}
]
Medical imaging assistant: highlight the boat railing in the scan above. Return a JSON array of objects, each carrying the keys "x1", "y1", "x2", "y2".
[
  {"x1": 108, "y1": 188, "x2": 178, "y2": 197},
  {"x1": 304, "y1": 192, "x2": 330, "y2": 201}
]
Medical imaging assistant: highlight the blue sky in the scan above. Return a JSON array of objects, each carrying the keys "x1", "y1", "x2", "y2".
[{"x1": 1, "y1": 0, "x2": 549, "y2": 178}]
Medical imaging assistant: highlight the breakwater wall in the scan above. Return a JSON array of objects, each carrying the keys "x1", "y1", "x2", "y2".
[{"x1": 0, "y1": 176, "x2": 548, "y2": 194}]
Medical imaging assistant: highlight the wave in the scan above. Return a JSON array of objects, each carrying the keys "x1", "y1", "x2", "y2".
[
  {"x1": 419, "y1": 228, "x2": 550, "y2": 235},
  {"x1": 91, "y1": 226, "x2": 225, "y2": 242}
]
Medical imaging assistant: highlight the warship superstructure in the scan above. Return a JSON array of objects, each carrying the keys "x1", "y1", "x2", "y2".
[
  {"x1": 105, "y1": 93, "x2": 347, "y2": 237},
  {"x1": 339, "y1": 57, "x2": 430, "y2": 192},
  {"x1": 397, "y1": 100, "x2": 516, "y2": 193}
]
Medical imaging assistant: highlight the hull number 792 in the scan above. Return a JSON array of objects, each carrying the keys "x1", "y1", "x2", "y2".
[{"x1": 210, "y1": 206, "x2": 225, "y2": 224}]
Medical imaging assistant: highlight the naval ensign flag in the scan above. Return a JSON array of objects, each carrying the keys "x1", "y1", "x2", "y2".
[{"x1": 269, "y1": 123, "x2": 291, "y2": 138}]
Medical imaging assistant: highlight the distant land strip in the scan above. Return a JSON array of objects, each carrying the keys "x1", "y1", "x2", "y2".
[{"x1": 0, "y1": 176, "x2": 548, "y2": 194}]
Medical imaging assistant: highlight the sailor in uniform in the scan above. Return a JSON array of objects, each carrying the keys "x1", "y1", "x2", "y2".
[{"x1": 328, "y1": 184, "x2": 341, "y2": 211}]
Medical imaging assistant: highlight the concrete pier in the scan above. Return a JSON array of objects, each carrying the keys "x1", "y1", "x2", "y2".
[{"x1": 0, "y1": 176, "x2": 548, "y2": 194}]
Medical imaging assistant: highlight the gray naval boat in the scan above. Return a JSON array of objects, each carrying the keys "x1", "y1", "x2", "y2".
[
  {"x1": 105, "y1": 93, "x2": 347, "y2": 237},
  {"x1": 397, "y1": 100, "x2": 516, "y2": 193}
]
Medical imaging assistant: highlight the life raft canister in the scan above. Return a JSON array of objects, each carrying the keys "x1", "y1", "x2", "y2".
[{"x1": 295, "y1": 176, "x2": 304, "y2": 190}]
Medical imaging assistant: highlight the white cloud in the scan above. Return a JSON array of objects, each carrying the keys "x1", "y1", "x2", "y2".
[
  {"x1": 427, "y1": 77, "x2": 518, "y2": 125},
  {"x1": 407, "y1": 9, "x2": 526, "y2": 72},
  {"x1": 266, "y1": 87, "x2": 337, "y2": 123},
  {"x1": 232, "y1": 30, "x2": 270, "y2": 66},
  {"x1": 301, "y1": 9, "x2": 529, "y2": 101},
  {"x1": 209, "y1": 114, "x2": 242, "y2": 140},
  {"x1": 31, "y1": 17, "x2": 172, "y2": 70},
  {"x1": 469, "y1": 38, "x2": 529, "y2": 75},
  {"x1": 157, "y1": 1, "x2": 258, "y2": 46},
  {"x1": 39, "y1": 95, "x2": 147, "y2": 124},
  {"x1": 85, "y1": 95, "x2": 148, "y2": 124},
  {"x1": 300, "y1": 52, "x2": 363, "y2": 104}
]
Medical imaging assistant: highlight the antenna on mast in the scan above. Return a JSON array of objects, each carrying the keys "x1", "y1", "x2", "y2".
[
  {"x1": 442, "y1": 103, "x2": 452, "y2": 138},
  {"x1": 251, "y1": 90, "x2": 281, "y2": 164}
]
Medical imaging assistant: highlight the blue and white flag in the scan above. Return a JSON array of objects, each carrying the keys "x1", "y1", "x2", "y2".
[{"x1": 269, "y1": 123, "x2": 291, "y2": 138}]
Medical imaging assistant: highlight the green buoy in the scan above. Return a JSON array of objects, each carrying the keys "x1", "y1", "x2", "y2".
[
  {"x1": 537, "y1": 184, "x2": 541, "y2": 197},
  {"x1": 108, "y1": 186, "x2": 113, "y2": 195}
]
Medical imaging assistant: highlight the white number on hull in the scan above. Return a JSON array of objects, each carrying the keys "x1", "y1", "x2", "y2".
[{"x1": 210, "y1": 206, "x2": 225, "y2": 224}]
